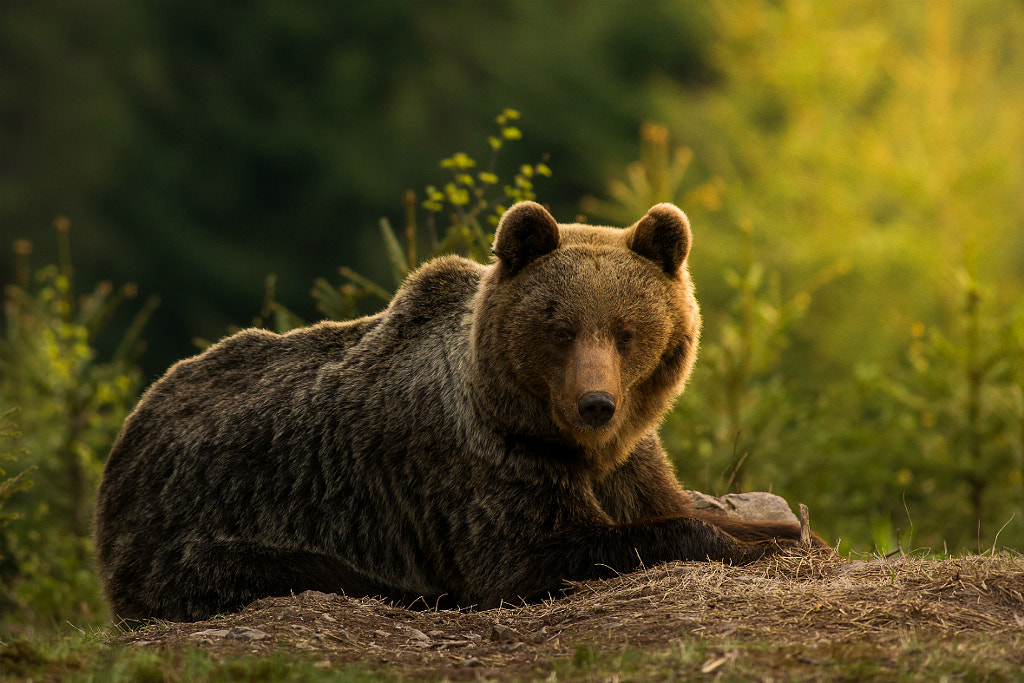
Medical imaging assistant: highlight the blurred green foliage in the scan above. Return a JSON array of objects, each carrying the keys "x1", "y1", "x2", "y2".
[
  {"x1": 0, "y1": 410, "x2": 32, "y2": 540},
  {"x1": 646, "y1": 0, "x2": 1024, "y2": 554},
  {"x1": 1, "y1": 0, "x2": 712, "y2": 376},
  {"x1": 248, "y1": 110, "x2": 551, "y2": 331},
  {"x1": 1, "y1": 0, "x2": 1023, "y2": 634},
  {"x1": 0, "y1": 221, "x2": 157, "y2": 633},
  {"x1": 652, "y1": 0, "x2": 1024, "y2": 378}
]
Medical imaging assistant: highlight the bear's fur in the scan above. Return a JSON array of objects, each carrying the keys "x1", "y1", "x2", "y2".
[{"x1": 94, "y1": 201, "x2": 821, "y2": 623}]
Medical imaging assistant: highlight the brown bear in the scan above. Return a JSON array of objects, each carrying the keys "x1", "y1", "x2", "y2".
[{"x1": 94, "y1": 201, "x2": 822, "y2": 623}]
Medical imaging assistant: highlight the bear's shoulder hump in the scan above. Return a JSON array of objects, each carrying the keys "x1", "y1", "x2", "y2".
[{"x1": 390, "y1": 255, "x2": 485, "y2": 314}]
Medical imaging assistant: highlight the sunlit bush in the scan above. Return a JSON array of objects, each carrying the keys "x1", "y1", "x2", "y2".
[{"x1": 0, "y1": 220, "x2": 156, "y2": 631}]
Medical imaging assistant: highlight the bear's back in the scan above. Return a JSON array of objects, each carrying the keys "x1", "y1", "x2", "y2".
[{"x1": 94, "y1": 256, "x2": 490, "y2": 611}]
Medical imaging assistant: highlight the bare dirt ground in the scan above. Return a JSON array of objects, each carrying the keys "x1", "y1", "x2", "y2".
[{"x1": 110, "y1": 551, "x2": 1024, "y2": 681}]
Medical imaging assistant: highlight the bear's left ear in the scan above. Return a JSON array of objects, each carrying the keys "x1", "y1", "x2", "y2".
[
  {"x1": 627, "y1": 203, "x2": 691, "y2": 276},
  {"x1": 492, "y1": 201, "x2": 560, "y2": 275}
]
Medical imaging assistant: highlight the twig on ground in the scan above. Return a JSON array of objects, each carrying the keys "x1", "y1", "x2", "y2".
[{"x1": 799, "y1": 503, "x2": 811, "y2": 548}]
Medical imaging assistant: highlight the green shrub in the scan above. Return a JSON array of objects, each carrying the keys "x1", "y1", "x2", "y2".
[
  {"x1": 0, "y1": 219, "x2": 156, "y2": 632},
  {"x1": 250, "y1": 109, "x2": 551, "y2": 332},
  {"x1": 869, "y1": 261, "x2": 1023, "y2": 552},
  {"x1": 0, "y1": 409, "x2": 33, "y2": 547}
]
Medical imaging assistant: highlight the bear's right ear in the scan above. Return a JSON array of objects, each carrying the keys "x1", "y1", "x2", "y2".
[
  {"x1": 627, "y1": 203, "x2": 691, "y2": 277},
  {"x1": 492, "y1": 201, "x2": 560, "y2": 275}
]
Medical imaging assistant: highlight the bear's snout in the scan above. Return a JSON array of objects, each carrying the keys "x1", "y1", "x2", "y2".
[{"x1": 578, "y1": 391, "x2": 616, "y2": 427}]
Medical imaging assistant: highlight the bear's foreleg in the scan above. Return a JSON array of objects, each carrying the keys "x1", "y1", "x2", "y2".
[
  {"x1": 506, "y1": 516, "x2": 783, "y2": 604},
  {"x1": 681, "y1": 510, "x2": 830, "y2": 548}
]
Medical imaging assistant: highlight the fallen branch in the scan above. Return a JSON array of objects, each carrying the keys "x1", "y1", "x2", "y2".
[{"x1": 799, "y1": 503, "x2": 811, "y2": 548}]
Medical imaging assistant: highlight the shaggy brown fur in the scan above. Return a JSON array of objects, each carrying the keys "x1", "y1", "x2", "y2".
[{"x1": 93, "y1": 201, "x2": 824, "y2": 623}]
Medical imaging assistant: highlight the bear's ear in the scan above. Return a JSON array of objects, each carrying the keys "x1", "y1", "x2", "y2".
[
  {"x1": 492, "y1": 201, "x2": 560, "y2": 275},
  {"x1": 627, "y1": 203, "x2": 691, "y2": 276}
]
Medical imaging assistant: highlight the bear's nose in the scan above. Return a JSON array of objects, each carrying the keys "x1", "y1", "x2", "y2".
[{"x1": 578, "y1": 391, "x2": 616, "y2": 427}]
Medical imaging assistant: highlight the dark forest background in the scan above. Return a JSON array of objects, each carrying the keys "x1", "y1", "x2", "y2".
[
  {"x1": 2, "y1": 0, "x2": 716, "y2": 375},
  {"x1": 2, "y1": 0, "x2": 1023, "y2": 633}
]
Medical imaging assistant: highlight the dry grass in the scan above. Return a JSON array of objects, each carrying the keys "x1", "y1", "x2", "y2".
[{"x1": 102, "y1": 551, "x2": 1024, "y2": 680}]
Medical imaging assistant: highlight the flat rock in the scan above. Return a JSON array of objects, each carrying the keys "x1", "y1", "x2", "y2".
[
  {"x1": 684, "y1": 491, "x2": 799, "y2": 525},
  {"x1": 225, "y1": 626, "x2": 270, "y2": 641},
  {"x1": 191, "y1": 629, "x2": 231, "y2": 638},
  {"x1": 489, "y1": 623, "x2": 523, "y2": 642}
]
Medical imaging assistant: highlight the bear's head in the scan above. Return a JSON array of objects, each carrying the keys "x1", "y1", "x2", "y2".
[{"x1": 472, "y1": 201, "x2": 701, "y2": 477}]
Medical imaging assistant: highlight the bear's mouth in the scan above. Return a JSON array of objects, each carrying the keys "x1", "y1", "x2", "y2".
[{"x1": 554, "y1": 405, "x2": 618, "y2": 442}]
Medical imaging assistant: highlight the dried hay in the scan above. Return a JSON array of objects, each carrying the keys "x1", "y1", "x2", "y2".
[{"x1": 115, "y1": 551, "x2": 1024, "y2": 679}]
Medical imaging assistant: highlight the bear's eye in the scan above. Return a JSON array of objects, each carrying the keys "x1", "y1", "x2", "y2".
[
  {"x1": 616, "y1": 330, "x2": 635, "y2": 348},
  {"x1": 550, "y1": 326, "x2": 575, "y2": 347}
]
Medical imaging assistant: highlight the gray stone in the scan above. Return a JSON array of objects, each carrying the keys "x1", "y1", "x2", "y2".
[
  {"x1": 225, "y1": 626, "x2": 270, "y2": 641},
  {"x1": 489, "y1": 623, "x2": 522, "y2": 642},
  {"x1": 685, "y1": 491, "x2": 799, "y2": 525},
  {"x1": 191, "y1": 629, "x2": 230, "y2": 638}
]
